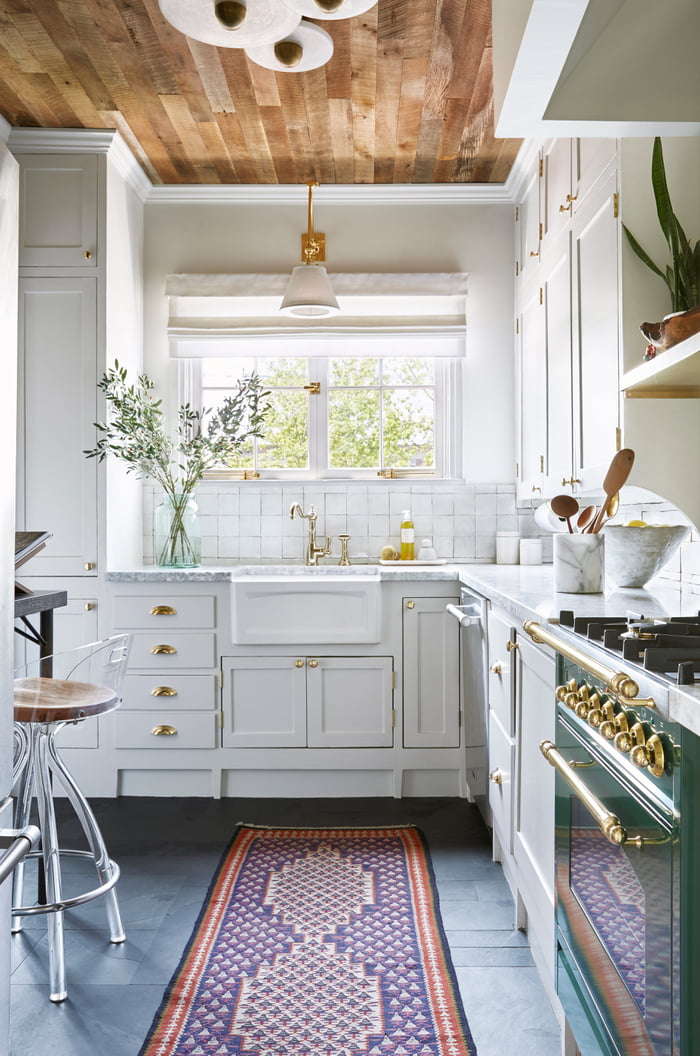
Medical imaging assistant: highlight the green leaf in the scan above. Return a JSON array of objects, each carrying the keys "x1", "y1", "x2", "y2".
[
  {"x1": 651, "y1": 137, "x2": 680, "y2": 258},
  {"x1": 622, "y1": 223, "x2": 666, "y2": 280}
]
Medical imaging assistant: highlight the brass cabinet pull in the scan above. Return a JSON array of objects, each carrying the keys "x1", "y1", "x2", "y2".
[
  {"x1": 540, "y1": 741, "x2": 669, "y2": 846},
  {"x1": 151, "y1": 686, "x2": 177, "y2": 697},
  {"x1": 561, "y1": 477, "x2": 582, "y2": 487},
  {"x1": 150, "y1": 605, "x2": 177, "y2": 616},
  {"x1": 489, "y1": 768, "x2": 503, "y2": 785},
  {"x1": 489, "y1": 662, "x2": 503, "y2": 676},
  {"x1": 308, "y1": 659, "x2": 318, "y2": 668},
  {"x1": 151, "y1": 644, "x2": 177, "y2": 655},
  {"x1": 150, "y1": 724, "x2": 178, "y2": 736},
  {"x1": 295, "y1": 659, "x2": 304, "y2": 668}
]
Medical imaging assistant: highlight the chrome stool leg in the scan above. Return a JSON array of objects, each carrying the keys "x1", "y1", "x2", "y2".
[
  {"x1": 11, "y1": 723, "x2": 34, "y2": 934},
  {"x1": 34, "y1": 729, "x2": 67, "y2": 1003},
  {"x1": 46, "y1": 727, "x2": 125, "y2": 944}
]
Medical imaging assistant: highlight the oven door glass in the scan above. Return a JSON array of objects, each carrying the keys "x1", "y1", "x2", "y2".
[{"x1": 555, "y1": 712, "x2": 679, "y2": 1056}]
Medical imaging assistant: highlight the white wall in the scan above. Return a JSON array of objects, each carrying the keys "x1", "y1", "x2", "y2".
[{"x1": 142, "y1": 198, "x2": 516, "y2": 484}]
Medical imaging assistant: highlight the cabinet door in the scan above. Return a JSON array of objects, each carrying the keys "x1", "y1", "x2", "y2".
[
  {"x1": 488, "y1": 711, "x2": 514, "y2": 858},
  {"x1": 18, "y1": 154, "x2": 98, "y2": 268},
  {"x1": 487, "y1": 608, "x2": 516, "y2": 737},
  {"x1": 544, "y1": 236, "x2": 574, "y2": 489},
  {"x1": 307, "y1": 657, "x2": 394, "y2": 748},
  {"x1": 542, "y1": 138, "x2": 573, "y2": 248},
  {"x1": 572, "y1": 174, "x2": 621, "y2": 487},
  {"x1": 17, "y1": 277, "x2": 98, "y2": 575},
  {"x1": 221, "y1": 656, "x2": 307, "y2": 747},
  {"x1": 518, "y1": 284, "x2": 547, "y2": 496},
  {"x1": 402, "y1": 596, "x2": 460, "y2": 748},
  {"x1": 517, "y1": 162, "x2": 542, "y2": 278},
  {"x1": 42, "y1": 595, "x2": 100, "y2": 749}
]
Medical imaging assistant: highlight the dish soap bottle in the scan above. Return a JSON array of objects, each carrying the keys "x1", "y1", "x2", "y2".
[{"x1": 400, "y1": 510, "x2": 415, "y2": 561}]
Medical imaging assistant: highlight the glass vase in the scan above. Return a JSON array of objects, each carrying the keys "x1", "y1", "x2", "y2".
[{"x1": 154, "y1": 493, "x2": 201, "y2": 568}]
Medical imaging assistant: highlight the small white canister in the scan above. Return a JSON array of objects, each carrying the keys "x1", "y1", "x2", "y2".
[
  {"x1": 496, "y1": 532, "x2": 520, "y2": 564},
  {"x1": 519, "y1": 538, "x2": 543, "y2": 565}
]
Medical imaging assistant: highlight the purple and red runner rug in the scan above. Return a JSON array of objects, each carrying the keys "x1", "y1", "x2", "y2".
[{"x1": 139, "y1": 824, "x2": 477, "y2": 1056}]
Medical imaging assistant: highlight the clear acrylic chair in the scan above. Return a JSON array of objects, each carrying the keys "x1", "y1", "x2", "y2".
[{"x1": 12, "y1": 634, "x2": 132, "y2": 1002}]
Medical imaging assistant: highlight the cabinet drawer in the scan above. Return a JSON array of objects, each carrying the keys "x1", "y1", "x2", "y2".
[
  {"x1": 129, "y1": 633, "x2": 215, "y2": 669},
  {"x1": 113, "y1": 594, "x2": 215, "y2": 629},
  {"x1": 123, "y1": 673, "x2": 218, "y2": 711},
  {"x1": 114, "y1": 710, "x2": 218, "y2": 749}
]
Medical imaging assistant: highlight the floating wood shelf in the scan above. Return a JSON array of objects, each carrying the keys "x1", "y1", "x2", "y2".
[{"x1": 621, "y1": 332, "x2": 700, "y2": 397}]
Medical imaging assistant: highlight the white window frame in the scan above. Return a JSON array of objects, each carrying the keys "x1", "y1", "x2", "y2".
[{"x1": 177, "y1": 355, "x2": 462, "y2": 481}]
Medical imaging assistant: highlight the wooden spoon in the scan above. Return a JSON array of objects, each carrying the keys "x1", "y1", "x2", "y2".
[
  {"x1": 589, "y1": 449, "x2": 635, "y2": 533},
  {"x1": 576, "y1": 504, "x2": 596, "y2": 532},
  {"x1": 550, "y1": 494, "x2": 579, "y2": 534},
  {"x1": 596, "y1": 492, "x2": 620, "y2": 533}
]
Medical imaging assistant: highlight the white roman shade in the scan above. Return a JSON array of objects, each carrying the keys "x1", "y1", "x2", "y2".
[{"x1": 166, "y1": 273, "x2": 468, "y2": 358}]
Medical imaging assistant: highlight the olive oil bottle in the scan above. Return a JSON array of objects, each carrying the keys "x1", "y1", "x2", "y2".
[{"x1": 400, "y1": 510, "x2": 415, "y2": 561}]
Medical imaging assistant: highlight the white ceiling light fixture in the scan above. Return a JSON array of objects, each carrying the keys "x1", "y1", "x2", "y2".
[
  {"x1": 158, "y1": 0, "x2": 300, "y2": 49},
  {"x1": 281, "y1": 0, "x2": 377, "y2": 20},
  {"x1": 245, "y1": 20, "x2": 333, "y2": 72},
  {"x1": 280, "y1": 182, "x2": 340, "y2": 318},
  {"x1": 158, "y1": 0, "x2": 377, "y2": 71}
]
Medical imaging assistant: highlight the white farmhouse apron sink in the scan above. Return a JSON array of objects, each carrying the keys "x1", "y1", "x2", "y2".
[{"x1": 231, "y1": 568, "x2": 382, "y2": 644}]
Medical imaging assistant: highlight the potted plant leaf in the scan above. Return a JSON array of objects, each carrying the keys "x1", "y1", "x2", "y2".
[
  {"x1": 622, "y1": 137, "x2": 700, "y2": 356},
  {"x1": 85, "y1": 361, "x2": 270, "y2": 567}
]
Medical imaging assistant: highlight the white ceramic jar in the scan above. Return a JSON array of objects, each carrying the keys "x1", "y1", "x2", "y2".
[
  {"x1": 519, "y1": 538, "x2": 543, "y2": 565},
  {"x1": 496, "y1": 532, "x2": 520, "y2": 564}
]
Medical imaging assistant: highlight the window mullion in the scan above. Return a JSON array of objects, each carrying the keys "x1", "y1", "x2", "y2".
[{"x1": 311, "y1": 358, "x2": 328, "y2": 477}]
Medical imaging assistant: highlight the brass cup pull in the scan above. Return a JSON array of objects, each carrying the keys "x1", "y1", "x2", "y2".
[
  {"x1": 489, "y1": 768, "x2": 504, "y2": 785},
  {"x1": 150, "y1": 605, "x2": 177, "y2": 616},
  {"x1": 151, "y1": 644, "x2": 177, "y2": 655},
  {"x1": 308, "y1": 659, "x2": 318, "y2": 668},
  {"x1": 151, "y1": 686, "x2": 177, "y2": 697},
  {"x1": 150, "y1": 724, "x2": 178, "y2": 736},
  {"x1": 489, "y1": 662, "x2": 502, "y2": 676}
]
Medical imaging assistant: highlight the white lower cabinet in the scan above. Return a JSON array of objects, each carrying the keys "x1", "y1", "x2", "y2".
[
  {"x1": 486, "y1": 607, "x2": 517, "y2": 885},
  {"x1": 221, "y1": 655, "x2": 394, "y2": 749},
  {"x1": 402, "y1": 595, "x2": 460, "y2": 748}
]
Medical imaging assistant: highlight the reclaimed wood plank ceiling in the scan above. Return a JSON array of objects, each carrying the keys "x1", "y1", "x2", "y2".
[{"x1": 0, "y1": 0, "x2": 521, "y2": 186}]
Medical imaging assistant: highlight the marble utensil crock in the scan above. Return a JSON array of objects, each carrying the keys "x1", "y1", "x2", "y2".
[{"x1": 553, "y1": 533, "x2": 604, "y2": 594}]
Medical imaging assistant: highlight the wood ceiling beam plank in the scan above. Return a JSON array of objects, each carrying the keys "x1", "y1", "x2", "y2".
[
  {"x1": 373, "y1": 39, "x2": 402, "y2": 183},
  {"x1": 160, "y1": 93, "x2": 222, "y2": 182},
  {"x1": 259, "y1": 104, "x2": 301, "y2": 186},
  {"x1": 328, "y1": 97, "x2": 354, "y2": 185},
  {"x1": 185, "y1": 40, "x2": 237, "y2": 115},
  {"x1": 392, "y1": 56, "x2": 427, "y2": 183},
  {"x1": 302, "y1": 68, "x2": 336, "y2": 185},
  {"x1": 350, "y1": 8, "x2": 378, "y2": 183}
]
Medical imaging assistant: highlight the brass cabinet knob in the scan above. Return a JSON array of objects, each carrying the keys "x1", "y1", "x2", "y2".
[
  {"x1": 151, "y1": 686, "x2": 177, "y2": 697},
  {"x1": 150, "y1": 605, "x2": 177, "y2": 616},
  {"x1": 295, "y1": 659, "x2": 304, "y2": 668},
  {"x1": 308, "y1": 659, "x2": 318, "y2": 668},
  {"x1": 506, "y1": 640, "x2": 518, "y2": 653},
  {"x1": 83, "y1": 249, "x2": 93, "y2": 260},
  {"x1": 406, "y1": 600, "x2": 415, "y2": 609},
  {"x1": 150, "y1": 724, "x2": 177, "y2": 736},
  {"x1": 489, "y1": 768, "x2": 504, "y2": 785},
  {"x1": 151, "y1": 644, "x2": 177, "y2": 655},
  {"x1": 84, "y1": 602, "x2": 95, "y2": 611},
  {"x1": 84, "y1": 562, "x2": 95, "y2": 570},
  {"x1": 490, "y1": 662, "x2": 502, "y2": 676}
]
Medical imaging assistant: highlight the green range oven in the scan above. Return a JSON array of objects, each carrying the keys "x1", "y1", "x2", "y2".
[{"x1": 525, "y1": 611, "x2": 700, "y2": 1056}]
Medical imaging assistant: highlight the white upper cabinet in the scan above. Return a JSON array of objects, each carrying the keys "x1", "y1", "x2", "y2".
[
  {"x1": 516, "y1": 158, "x2": 542, "y2": 279},
  {"x1": 18, "y1": 154, "x2": 98, "y2": 268}
]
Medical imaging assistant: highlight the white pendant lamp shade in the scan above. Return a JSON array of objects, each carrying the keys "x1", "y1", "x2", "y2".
[
  {"x1": 158, "y1": 0, "x2": 300, "y2": 49},
  {"x1": 280, "y1": 264, "x2": 341, "y2": 317},
  {"x1": 282, "y1": 0, "x2": 377, "y2": 19},
  {"x1": 245, "y1": 19, "x2": 333, "y2": 72}
]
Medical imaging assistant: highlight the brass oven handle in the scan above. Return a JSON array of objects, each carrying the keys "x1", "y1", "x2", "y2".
[
  {"x1": 523, "y1": 621, "x2": 655, "y2": 707},
  {"x1": 540, "y1": 741, "x2": 669, "y2": 848}
]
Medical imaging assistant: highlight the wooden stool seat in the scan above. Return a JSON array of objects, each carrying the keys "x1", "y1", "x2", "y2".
[{"x1": 14, "y1": 677, "x2": 118, "y2": 724}]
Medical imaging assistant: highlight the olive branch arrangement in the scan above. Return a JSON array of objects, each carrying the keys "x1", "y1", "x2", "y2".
[{"x1": 85, "y1": 361, "x2": 270, "y2": 564}]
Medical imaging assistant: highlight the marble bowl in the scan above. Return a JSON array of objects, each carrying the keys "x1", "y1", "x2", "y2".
[{"x1": 603, "y1": 524, "x2": 689, "y2": 588}]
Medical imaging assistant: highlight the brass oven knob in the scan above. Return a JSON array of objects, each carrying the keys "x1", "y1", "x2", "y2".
[
  {"x1": 556, "y1": 680, "x2": 578, "y2": 702},
  {"x1": 564, "y1": 692, "x2": 580, "y2": 711},
  {"x1": 615, "y1": 720, "x2": 647, "y2": 756},
  {"x1": 575, "y1": 698, "x2": 591, "y2": 719},
  {"x1": 630, "y1": 733, "x2": 666, "y2": 777},
  {"x1": 556, "y1": 684, "x2": 568, "y2": 702},
  {"x1": 578, "y1": 685, "x2": 590, "y2": 700},
  {"x1": 630, "y1": 743, "x2": 650, "y2": 768}
]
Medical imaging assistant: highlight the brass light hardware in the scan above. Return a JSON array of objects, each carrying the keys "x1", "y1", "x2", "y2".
[
  {"x1": 295, "y1": 659, "x2": 304, "y2": 668},
  {"x1": 540, "y1": 741, "x2": 668, "y2": 847},
  {"x1": 490, "y1": 662, "x2": 503, "y2": 676},
  {"x1": 524, "y1": 621, "x2": 656, "y2": 707},
  {"x1": 150, "y1": 605, "x2": 177, "y2": 616},
  {"x1": 308, "y1": 658, "x2": 318, "y2": 668},
  {"x1": 83, "y1": 250, "x2": 93, "y2": 260},
  {"x1": 489, "y1": 768, "x2": 503, "y2": 785},
  {"x1": 151, "y1": 644, "x2": 177, "y2": 655},
  {"x1": 150, "y1": 724, "x2": 178, "y2": 736},
  {"x1": 561, "y1": 477, "x2": 581, "y2": 487},
  {"x1": 406, "y1": 600, "x2": 415, "y2": 609},
  {"x1": 84, "y1": 562, "x2": 95, "y2": 571},
  {"x1": 280, "y1": 182, "x2": 339, "y2": 317},
  {"x1": 151, "y1": 686, "x2": 177, "y2": 697},
  {"x1": 506, "y1": 640, "x2": 519, "y2": 653},
  {"x1": 84, "y1": 602, "x2": 95, "y2": 611},
  {"x1": 274, "y1": 39, "x2": 303, "y2": 68},
  {"x1": 304, "y1": 382, "x2": 321, "y2": 394}
]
